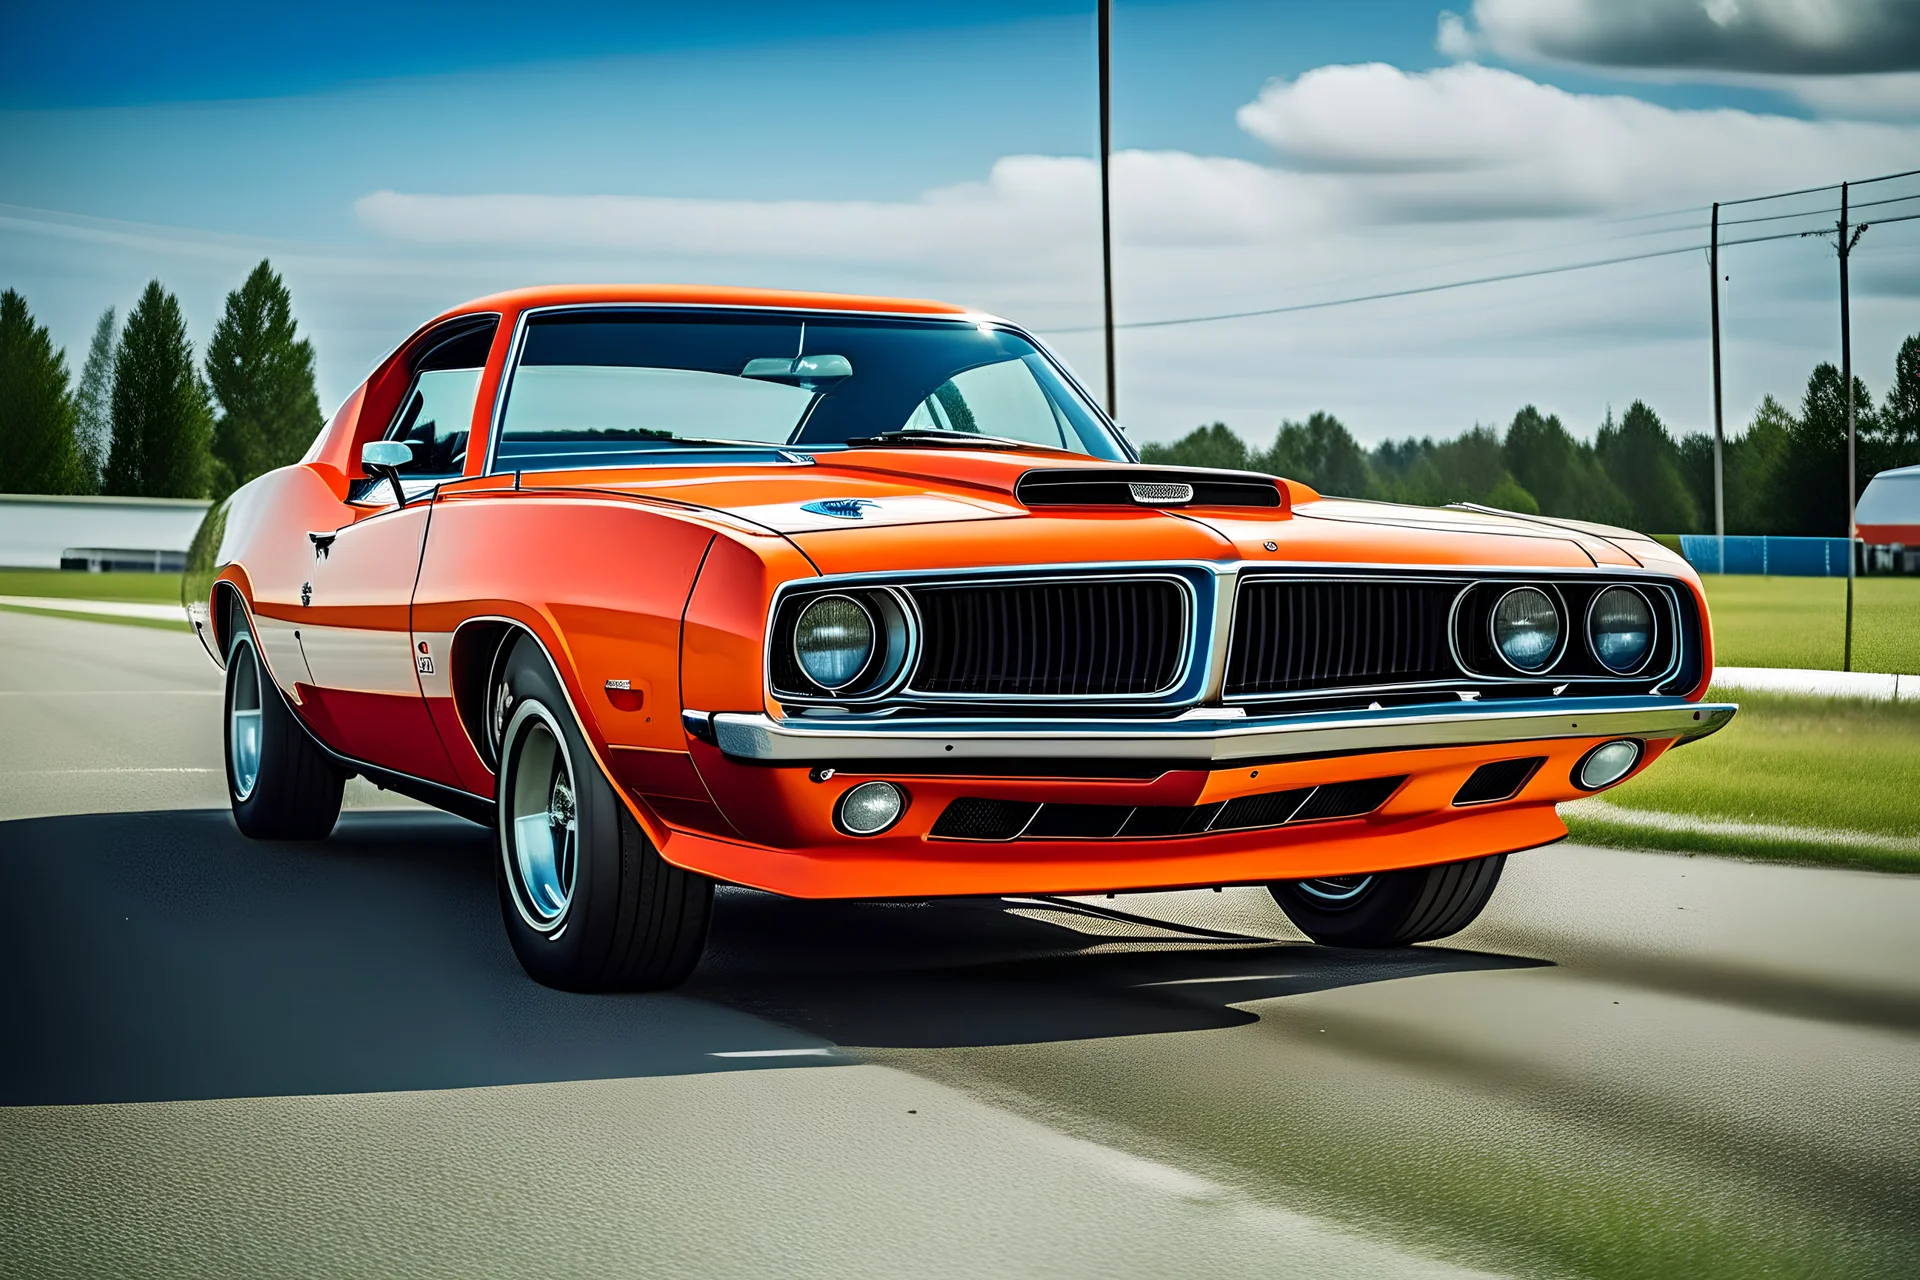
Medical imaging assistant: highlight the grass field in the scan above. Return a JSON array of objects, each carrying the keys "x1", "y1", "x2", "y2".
[
  {"x1": 0, "y1": 568, "x2": 184, "y2": 604},
  {"x1": 1698, "y1": 573, "x2": 1920, "y2": 673},
  {"x1": 1565, "y1": 687, "x2": 1920, "y2": 872}
]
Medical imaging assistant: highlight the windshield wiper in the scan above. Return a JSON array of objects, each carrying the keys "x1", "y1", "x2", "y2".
[{"x1": 844, "y1": 431, "x2": 1051, "y2": 451}]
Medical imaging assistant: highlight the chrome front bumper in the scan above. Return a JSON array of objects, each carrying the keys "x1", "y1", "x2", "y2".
[{"x1": 696, "y1": 696, "x2": 1737, "y2": 766}]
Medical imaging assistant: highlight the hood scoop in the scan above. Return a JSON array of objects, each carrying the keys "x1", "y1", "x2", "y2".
[{"x1": 1015, "y1": 466, "x2": 1285, "y2": 511}]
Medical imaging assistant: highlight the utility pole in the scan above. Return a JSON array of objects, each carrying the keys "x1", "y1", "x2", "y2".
[
  {"x1": 1840, "y1": 181, "x2": 1857, "y2": 671},
  {"x1": 1097, "y1": 0, "x2": 1117, "y2": 419},
  {"x1": 1710, "y1": 202, "x2": 1726, "y2": 574}
]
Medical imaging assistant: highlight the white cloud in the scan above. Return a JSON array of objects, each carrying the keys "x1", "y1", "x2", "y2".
[
  {"x1": 1233, "y1": 62, "x2": 1915, "y2": 219},
  {"x1": 1465, "y1": 0, "x2": 1920, "y2": 76},
  {"x1": 1435, "y1": 11, "x2": 1480, "y2": 60}
]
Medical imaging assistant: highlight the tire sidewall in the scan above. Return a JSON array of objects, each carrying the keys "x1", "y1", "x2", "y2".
[
  {"x1": 493, "y1": 645, "x2": 624, "y2": 987},
  {"x1": 1270, "y1": 872, "x2": 1427, "y2": 946}
]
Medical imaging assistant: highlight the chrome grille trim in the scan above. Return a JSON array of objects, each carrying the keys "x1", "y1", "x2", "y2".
[
  {"x1": 1226, "y1": 576, "x2": 1464, "y2": 698},
  {"x1": 904, "y1": 574, "x2": 1192, "y2": 700}
]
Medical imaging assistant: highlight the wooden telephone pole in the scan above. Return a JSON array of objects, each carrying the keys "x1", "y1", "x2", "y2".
[{"x1": 1097, "y1": 0, "x2": 1117, "y2": 419}]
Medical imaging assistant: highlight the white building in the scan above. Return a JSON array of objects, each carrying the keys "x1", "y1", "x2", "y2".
[{"x1": 0, "y1": 493, "x2": 212, "y2": 571}]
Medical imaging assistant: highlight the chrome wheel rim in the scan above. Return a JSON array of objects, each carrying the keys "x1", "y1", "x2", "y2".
[
  {"x1": 1294, "y1": 874, "x2": 1375, "y2": 908},
  {"x1": 503, "y1": 705, "x2": 578, "y2": 932},
  {"x1": 228, "y1": 635, "x2": 263, "y2": 801}
]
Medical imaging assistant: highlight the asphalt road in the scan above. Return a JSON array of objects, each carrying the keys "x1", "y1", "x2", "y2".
[{"x1": 2, "y1": 608, "x2": 1916, "y2": 1279}]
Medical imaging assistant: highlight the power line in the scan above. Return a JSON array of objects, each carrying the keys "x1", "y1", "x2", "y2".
[
  {"x1": 1040, "y1": 210, "x2": 1917, "y2": 335},
  {"x1": 1717, "y1": 164, "x2": 1920, "y2": 207}
]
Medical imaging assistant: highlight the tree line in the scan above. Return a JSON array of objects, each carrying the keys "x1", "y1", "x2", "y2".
[
  {"x1": 1143, "y1": 335, "x2": 1920, "y2": 537},
  {"x1": 0, "y1": 261, "x2": 321, "y2": 500}
]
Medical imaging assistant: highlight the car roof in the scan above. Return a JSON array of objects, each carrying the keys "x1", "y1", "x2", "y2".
[{"x1": 441, "y1": 283, "x2": 975, "y2": 322}]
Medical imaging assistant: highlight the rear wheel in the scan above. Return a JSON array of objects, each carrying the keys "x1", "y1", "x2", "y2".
[
  {"x1": 224, "y1": 623, "x2": 345, "y2": 840},
  {"x1": 1268, "y1": 855, "x2": 1505, "y2": 947},
  {"x1": 494, "y1": 639, "x2": 713, "y2": 991}
]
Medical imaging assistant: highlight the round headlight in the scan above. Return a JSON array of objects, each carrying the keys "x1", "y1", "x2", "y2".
[
  {"x1": 1575, "y1": 739, "x2": 1642, "y2": 790},
  {"x1": 1589, "y1": 586, "x2": 1654, "y2": 674},
  {"x1": 836, "y1": 780, "x2": 906, "y2": 835},
  {"x1": 1491, "y1": 587, "x2": 1561, "y2": 672},
  {"x1": 794, "y1": 595, "x2": 875, "y2": 690}
]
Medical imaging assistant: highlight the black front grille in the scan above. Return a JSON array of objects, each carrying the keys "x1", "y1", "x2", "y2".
[
  {"x1": 927, "y1": 775, "x2": 1405, "y2": 841},
  {"x1": 909, "y1": 578, "x2": 1188, "y2": 697},
  {"x1": 1227, "y1": 578, "x2": 1460, "y2": 697}
]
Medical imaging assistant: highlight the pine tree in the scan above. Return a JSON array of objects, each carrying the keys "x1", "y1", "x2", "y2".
[
  {"x1": 0, "y1": 289, "x2": 86, "y2": 495},
  {"x1": 1765, "y1": 363, "x2": 1874, "y2": 536},
  {"x1": 105, "y1": 280, "x2": 214, "y2": 499},
  {"x1": 1874, "y1": 333, "x2": 1920, "y2": 468},
  {"x1": 1139, "y1": 422, "x2": 1249, "y2": 470},
  {"x1": 73, "y1": 307, "x2": 117, "y2": 492},
  {"x1": 1261, "y1": 411, "x2": 1373, "y2": 497},
  {"x1": 1597, "y1": 401, "x2": 1699, "y2": 534},
  {"x1": 205, "y1": 260, "x2": 322, "y2": 497}
]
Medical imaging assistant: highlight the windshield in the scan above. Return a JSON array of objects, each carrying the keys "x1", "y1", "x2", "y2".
[{"x1": 492, "y1": 309, "x2": 1125, "y2": 471}]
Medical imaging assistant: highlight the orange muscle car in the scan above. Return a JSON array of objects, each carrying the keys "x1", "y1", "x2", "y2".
[{"x1": 189, "y1": 284, "x2": 1735, "y2": 991}]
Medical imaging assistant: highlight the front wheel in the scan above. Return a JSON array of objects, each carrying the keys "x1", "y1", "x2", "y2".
[
  {"x1": 224, "y1": 624, "x2": 345, "y2": 840},
  {"x1": 1268, "y1": 855, "x2": 1505, "y2": 947},
  {"x1": 494, "y1": 640, "x2": 713, "y2": 991}
]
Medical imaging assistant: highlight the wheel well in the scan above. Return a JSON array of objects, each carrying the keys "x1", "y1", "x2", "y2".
[
  {"x1": 212, "y1": 582, "x2": 246, "y2": 661},
  {"x1": 449, "y1": 620, "x2": 521, "y2": 771}
]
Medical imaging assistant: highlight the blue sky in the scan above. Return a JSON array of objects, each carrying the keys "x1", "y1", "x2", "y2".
[{"x1": 4, "y1": 1, "x2": 1918, "y2": 444}]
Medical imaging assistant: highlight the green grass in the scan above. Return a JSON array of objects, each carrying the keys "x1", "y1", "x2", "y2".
[
  {"x1": 0, "y1": 567, "x2": 185, "y2": 604},
  {"x1": 0, "y1": 602, "x2": 193, "y2": 633},
  {"x1": 1699, "y1": 573, "x2": 1920, "y2": 673},
  {"x1": 1576, "y1": 686, "x2": 1920, "y2": 871}
]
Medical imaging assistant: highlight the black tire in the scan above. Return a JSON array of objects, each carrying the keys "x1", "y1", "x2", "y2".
[
  {"x1": 494, "y1": 638, "x2": 713, "y2": 991},
  {"x1": 1268, "y1": 855, "x2": 1505, "y2": 947},
  {"x1": 224, "y1": 622, "x2": 345, "y2": 840}
]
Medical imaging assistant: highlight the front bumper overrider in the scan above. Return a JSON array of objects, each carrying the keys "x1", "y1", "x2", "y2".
[{"x1": 694, "y1": 695, "x2": 1737, "y2": 766}]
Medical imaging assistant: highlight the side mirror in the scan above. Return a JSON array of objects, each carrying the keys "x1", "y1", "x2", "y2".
[{"x1": 360, "y1": 439, "x2": 414, "y2": 506}]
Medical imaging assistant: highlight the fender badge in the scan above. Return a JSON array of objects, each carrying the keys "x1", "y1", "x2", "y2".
[
  {"x1": 801, "y1": 498, "x2": 880, "y2": 520},
  {"x1": 300, "y1": 581, "x2": 312, "y2": 606}
]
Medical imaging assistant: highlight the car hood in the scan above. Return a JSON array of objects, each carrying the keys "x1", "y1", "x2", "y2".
[{"x1": 556, "y1": 450, "x2": 1647, "y2": 572}]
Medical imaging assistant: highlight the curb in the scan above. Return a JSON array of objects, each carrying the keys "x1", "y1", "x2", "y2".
[{"x1": 1711, "y1": 666, "x2": 1913, "y2": 701}]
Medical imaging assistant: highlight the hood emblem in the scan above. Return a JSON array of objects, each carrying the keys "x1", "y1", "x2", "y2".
[{"x1": 802, "y1": 498, "x2": 880, "y2": 520}]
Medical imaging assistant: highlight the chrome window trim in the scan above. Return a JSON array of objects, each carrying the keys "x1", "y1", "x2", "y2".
[{"x1": 481, "y1": 303, "x2": 1127, "y2": 476}]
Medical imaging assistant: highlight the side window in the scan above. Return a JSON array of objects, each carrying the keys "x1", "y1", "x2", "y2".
[
  {"x1": 902, "y1": 356, "x2": 1071, "y2": 449},
  {"x1": 381, "y1": 319, "x2": 497, "y2": 477}
]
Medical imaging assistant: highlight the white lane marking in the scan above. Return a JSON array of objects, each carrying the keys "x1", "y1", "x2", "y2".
[
  {"x1": 1136, "y1": 973, "x2": 1298, "y2": 987},
  {"x1": 709, "y1": 1048, "x2": 838, "y2": 1059},
  {"x1": 0, "y1": 596, "x2": 189, "y2": 621},
  {"x1": 9, "y1": 767, "x2": 220, "y2": 775}
]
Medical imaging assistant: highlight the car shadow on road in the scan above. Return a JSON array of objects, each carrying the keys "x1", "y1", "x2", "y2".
[{"x1": 0, "y1": 810, "x2": 1545, "y2": 1107}]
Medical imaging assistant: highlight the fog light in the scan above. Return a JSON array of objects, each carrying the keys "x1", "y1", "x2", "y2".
[
  {"x1": 1574, "y1": 739, "x2": 1642, "y2": 790},
  {"x1": 836, "y1": 780, "x2": 906, "y2": 835}
]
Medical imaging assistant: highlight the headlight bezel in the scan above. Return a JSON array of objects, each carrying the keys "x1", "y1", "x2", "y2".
[
  {"x1": 771, "y1": 585, "x2": 916, "y2": 703},
  {"x1": 1585, "y1": 584, "x2": 1658, "y2": 676}
]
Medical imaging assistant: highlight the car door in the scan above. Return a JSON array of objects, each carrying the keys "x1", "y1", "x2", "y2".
[{"x1": 295, "y1": 319, "x2": 495, "y2": 781}]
